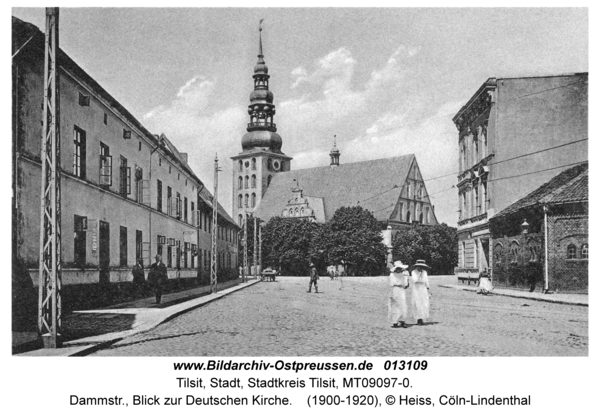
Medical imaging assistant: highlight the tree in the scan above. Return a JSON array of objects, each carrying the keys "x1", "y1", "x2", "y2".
[
  {"x1": 392, "y1": 223, "x2": 458, "y2": 275},
  {"x1": 261, "y1": 217, "x2": 321, "y2": 275},
  {"x1": 313, "y1": 206, "x2": 387, "y2": 276}
]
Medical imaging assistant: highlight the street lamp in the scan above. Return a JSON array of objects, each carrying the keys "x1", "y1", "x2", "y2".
[{"x1": 521, "y1": 219, "x2": 530, "y2": 235}]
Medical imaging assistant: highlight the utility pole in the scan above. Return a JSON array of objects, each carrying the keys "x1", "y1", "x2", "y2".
[
  {"x1": 38, "y1": 7, "x2": 62, "y2": 348},
  {"x1": 253, "y1": 216, "x2": 258, "y2": 279},
  {"x1": 258, "y1": 221, "x2": 262, "y2": 273},
  {"x1": 210, "y1": 155, "x2": 221, "y2": 293},
  {"x1": 243, "y1": 217, "x2": 248, "y2": 280}
]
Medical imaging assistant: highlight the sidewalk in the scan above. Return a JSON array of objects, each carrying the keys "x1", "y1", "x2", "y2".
[
  {"x1": 14, "y1": 278, "x2": 261, "y2": 357},
  {"x1": 438, "y1": 283, "x2": 588, "y2": 306}
]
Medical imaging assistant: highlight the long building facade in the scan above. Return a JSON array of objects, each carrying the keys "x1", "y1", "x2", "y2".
[
  {"x1": 453, "y1": 74, "x2": 588, "y2": 283},
  {"x1": 12, "y1": 17, "x2": 239, "y2": 302}
]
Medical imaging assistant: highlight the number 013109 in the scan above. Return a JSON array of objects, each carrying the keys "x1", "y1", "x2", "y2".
[{"x1": 384, "y1": 360, "x2": 428, "y2": 370}]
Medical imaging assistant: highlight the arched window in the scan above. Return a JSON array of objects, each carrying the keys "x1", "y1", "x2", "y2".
[
  {"x1": 267, "y1": 175, "x2": 272, "y2": 186},
  {"x1": 244, "y1": 194, "x2": 249, "y2": 207},
  {"x1": 237, "y1": 194, "x2": 242, "y2": 208},
  {"x1": 300, "y1": 208, "x2": 305, "y2": 216},
  {"x1": 567, "y1": 244, "x2": 577, "y2": 259},
  {"x1": 406, "y1": 211, "x2": 411, "y2": 223},
  {"x1": 295, "y1": 208, "x2": 299, "y2": 216},
  {"x1": 581, "y1": 244, "x2": 588, "y2": 259},
  {"x1": 407, "y1": 183, "x2": 412, "y2": 199},
  {"x1": 244, "y1": 176, "x2": 249, "y2": 189},
  {"x1": 238, "y1": 176, "x2": 243, "y2": 190},
  {"x1": 419, "y1": 213, "x2": 423, "y2": 223},
  {"x1": 251, "y1": 158, "x2": 256, "y2": 170},
  {"x1": 238, "y1": 214, "x2": 243, "y2": 226},
  {"x1": 251, "y1": 193, "x2": 256, "y2": 208},
  {"x1": 289, "y1": 208, "x2": 293, "y2": 216},
  {"x1": 251, "y1": 175, "x2": 256, "y2": 188},
  {"x1": 238, "y1": 160, "x2": 243, "y2": 172},
  {"x1": 510, "y1": 241, "x2": 520, "y2": 264}
]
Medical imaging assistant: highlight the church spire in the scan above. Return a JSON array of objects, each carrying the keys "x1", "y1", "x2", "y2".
[
  {"x1": 241, "y1": 19, "x2": 283, "y2": 154},
  {"x1": 330, "y1": 135, "x2": 341, "y2": 166}
]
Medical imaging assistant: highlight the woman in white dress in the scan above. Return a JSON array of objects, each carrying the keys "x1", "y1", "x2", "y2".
[
  {"x1": 410, "y1": 260, "x2": 431, "y2": 325},
  {"x1": 477, "y1": 268, "x2": 493, "y2": 295},
  {"x1": 388, "y1": 261, "x2": 410, "y2": 328}
]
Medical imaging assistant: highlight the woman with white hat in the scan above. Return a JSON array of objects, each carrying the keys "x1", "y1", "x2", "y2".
[
  {"x1": 410, "y1": 259, "x2": 431, "y2": 325},
  {"x1": 388, "y1": 260, "x2": 410, "y2": 328}
]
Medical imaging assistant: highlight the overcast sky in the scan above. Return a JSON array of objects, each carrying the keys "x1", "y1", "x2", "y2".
[{"x1": 11, "y1": 7, "x2": 588, "y2": 226}]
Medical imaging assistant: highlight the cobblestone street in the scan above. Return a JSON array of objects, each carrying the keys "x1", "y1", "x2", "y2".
[{"x1": 92, "y1": 276, "x2": 588, "y2": 357}]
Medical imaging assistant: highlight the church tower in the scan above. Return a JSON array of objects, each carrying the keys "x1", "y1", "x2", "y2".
[{"x1": 231, "y1": 22, "x2": 292, "y2": 226}]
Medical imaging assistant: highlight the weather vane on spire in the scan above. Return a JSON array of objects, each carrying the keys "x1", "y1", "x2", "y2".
[{"x1": 259, "y1": 18, "x2": 264, "y2": 31}]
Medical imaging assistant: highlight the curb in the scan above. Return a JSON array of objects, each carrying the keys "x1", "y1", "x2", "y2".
[
  {"x1": 17, "y1": 279, "x2": 262, "y2": 357},
  {"x1": 438, "y1": 284, "x2": 588, "y2": 307}
]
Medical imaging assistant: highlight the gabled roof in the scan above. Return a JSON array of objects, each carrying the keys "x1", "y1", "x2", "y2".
[
  {"x1": 254, "y1": 154, "x2": 416, "y2": 222},
  {"x1": 493, "y1": 162, "x2": 588, "y2": 218}
]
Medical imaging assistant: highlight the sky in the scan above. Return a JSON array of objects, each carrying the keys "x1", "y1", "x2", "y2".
[{"x1": 10, "y1": 7, "x2": 589, "y2": 226}]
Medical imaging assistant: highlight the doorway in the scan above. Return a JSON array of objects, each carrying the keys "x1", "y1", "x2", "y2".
[{"x1": 99, "y1": 221, "x2": 110, "y2": 283}]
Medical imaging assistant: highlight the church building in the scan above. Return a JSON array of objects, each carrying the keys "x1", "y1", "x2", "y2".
[{"x1": 233, "y1": 26, "x2": 438, "y2": 232}]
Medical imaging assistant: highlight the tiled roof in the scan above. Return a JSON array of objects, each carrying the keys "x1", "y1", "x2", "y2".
[
  {"x1": 198, "y1": 187, "x2": 238, "y2": 228},
  {"x1": 493, "y1": 162, "x2": 588, "y2": 218},
  {"x1": 254, "y1": 154, "x2": 415, "y2": 222}
]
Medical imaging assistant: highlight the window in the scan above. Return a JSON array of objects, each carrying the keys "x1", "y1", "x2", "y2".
[
  {"x1": 135, "y1": 167, "x2": 143, "y2": 202},
  {"x1": 510, "y1": 241, "x2": 519, "y2": 264},
  {"x1": 167, "y1": 244, "x2": 172, "y2": 268},
  {"x1": 99, "y1": 142, "x2": 112, "y2": 186},
  {"x1": 138, "y1": 141, "x2": 142, "y2": 151},
  {"x1": 239, "y1": 214, "x2": 243, "y2": 226},
  {"x1": 78, "y1": 92, "x2": 90, "y2": 106},
  {"x1": 238, "y1": 176, "x2": 243, "y2": 190},
  {"x1": 245, "y1": 194, "x2": 249, "y2": 208},
  {"x1": 251, "y1": 175, "x2": 256, "y2": 188},
  {"x1": 176, "y1": 192, "x2": 181, "y2": 219},
  {"x1": 238, "y1": 194, "x2": 243, "y2": 208},
  {"x1": 169, "y1": 166, "x2": 171, "y2": 174},
  {"x1": 581, "y1": 244, "x2": 588, "y2": 259},
  {"x1": 120, "y1": 226, "x2": 127, "y2": 267},
  {"x1": 103, "y1": 113, "x2": 108, "y2": 125},
  {"x1": 245, "y1": 176, "x2": 249, "y2": 189},
  {"x1": 567, "y1": 244, "x2": 577, "y2": 259},
  {"x1": 136, "y1": 230, "x2": 142, "y2": 263},
  {"x1": 73, "y1": 126, "x2": 86, "y2": 179},
  {"x1": 74, "y1": 215, "x2": 87, "y2": 267},
  {"x1": 157, "y1": 179, "x2": 162, "y2": 212},
  {"x1": 123, "y1": 129, "x2": 131, "y2": 140},
  {"x1": 251, "y1": 193, "x2": 256, "y2": 208},
  {"x1": 191, "y1": 202, "x2": 195, "y2": 223},
  {"x1": 406, "y1": 211, "x2": 411, "y2": 223},
  {"x1": 204, "y1": 249, "x2": 208, "y2": 270},
  {"x1": 252, "y1": 158, "x2": 256, "y2": 170},
  {"x1": 184, "y1": 197, "x2": 188, "y2": 223},
  {"x1": 167, "y1": 187, "x2": 172, "y2": 216},
  {"x1": 119, "y1": 156, "x2": 130, "y2": 197}
]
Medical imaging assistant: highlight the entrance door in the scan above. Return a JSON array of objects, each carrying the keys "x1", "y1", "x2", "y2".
[
  {"x1": 481, "y1": 238, "x2": 490, "y2": 272},
  {"x1": 99, "y1": 221, "x2": 110, "y2": 283}
]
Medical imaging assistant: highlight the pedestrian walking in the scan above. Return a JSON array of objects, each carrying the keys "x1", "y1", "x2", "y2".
[
  {"x1": 148, "y1": 254, "x2": 168, "y2": 304},
  {"x1": 388, "y1": 261, "x2": 410, "y2": 328},
  {"x1": 410, "y1": 259, "x2": 431, "y2": 325},
  {"x1": 307, "y1": 263, "x2": 319, "y2": 293},
  {"x1": 477, "y1": 268, "x2": 493, "y2": 295},
  {"x1": 132, "y1": 258, "x2": 145, "y2": 295}
]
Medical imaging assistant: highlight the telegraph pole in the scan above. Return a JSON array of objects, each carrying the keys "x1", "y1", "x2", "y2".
[
  {"x1": 38, "y1": 7, "x2": 62, "y2": 348},
  {"x1": 243, "y1": 217, "x2": 248, "y2": 280},
  {"x1": 253, "y1": 216, "x2": 258, "y2": 279},
  {"x1": 210, "y1": 155, "x2": 221, "y2": 293},
  {"x1": 258, "y1": 221, "x2": 262, "y2": 273}
]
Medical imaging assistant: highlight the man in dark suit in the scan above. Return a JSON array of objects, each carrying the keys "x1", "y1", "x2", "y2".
[{"x1": 148, "y1": 254, "x2": 168, "y2": 304}]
